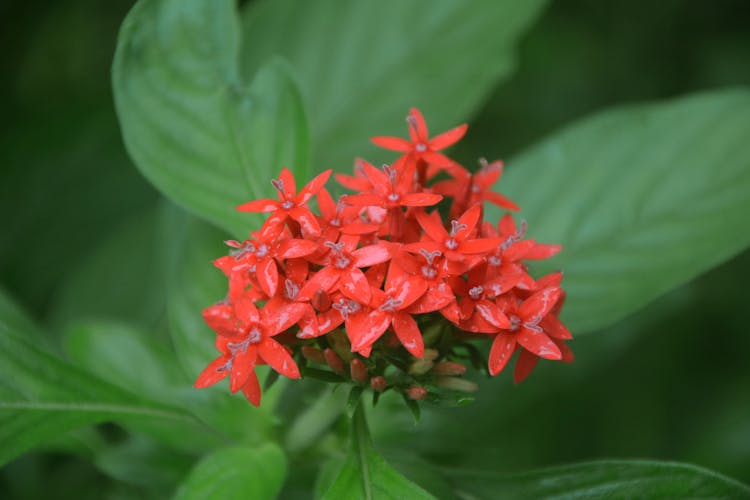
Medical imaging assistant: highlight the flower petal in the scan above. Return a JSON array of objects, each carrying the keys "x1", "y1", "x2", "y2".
[
  {"x1": 391, "y1": 313, "x2": 424, "y2": 358},
  {"x1": 289, "y1": 207, "x2": 321, "y2": 236},
  {"x1": 339, "y1": 267, "x2": 372, "y2": 304},
  {"x1": 408, "y1": 107, "x2": 428, "y2": 142},
  {"x1": 484, "y1": 190, "x2": 520, "y2": 211},
  {"x1": 278, "y1": 167, "x2": 297, "y2": 197},
  {"x1": 352, "y1": 244, "x2": 391, "y2": 268},
  {"x1": 342, "y1": 194, "x2": 385, "y2": 207},
  {"x1": 277, "y1": 239, "x2": 318, "y2": 259},
  {"x1": 513, "y1": 349, "x2": 539, "y2": 384},
  {"x1": 541, "y1": 314, "x2": 572, "y2": 340},
  {"x1": 488, "y1": 334, "x2": 516, "y2": 376},
  {"x1": 371, "y1": 136, "x2": 412, "y2": 152},
  {"x1": 475, "y1": 299, "x2": 510, "y2": 329},
  {"x1": 258, "y1": 338, "x2": 300, "y2": 379},
  {"x1": 202, "y1": 303, "x2": 237, "y2": 337},
  {"x1": 256, "y1": 257, "x2": 279, "y2": 297},
  {"x1": 348, "y1": 310, "x2": 390, "y2": 352},
  {"x1": 401, "y1": 193, "x2": 443, "y2": 207},
  {"x1": 415, "y1": 209, "x2": 448, "y2": 242},
  {"x1": 236, "y1": 198, "x2": 280, "y2": 213},
  {"x1": 230, "y1": 345, "x2": 258, "y2": 393},
  {"x1": 297, "y1": 169, "x2": 332, "y2": 205},
  {"x1": 194, "y1": 354, "x2": 231, "y2": 388},
  {"x1": 458, "y1": 237, "x2": 503, "y2": 254},
  {"x1": 428, "y1": 123, "x2": 468, "y2": 150},
  {"x1": 517, "y1": 328, "x2": 562, "y2": 360},
  {"x1": 520, "y1": 286, "x2": 562, "y2": 320},
  {"x1": 455, "y1": 204, "x2": 482, "y2": 238},
  {"x1": 524, "y1": 243, "x2": 563, "y2": 260},
  {"x1": 298, "y1": 266, "x2": 341, "y2": 299},
  {"x1": 240, "y1": 370, "x2": 262, "y2": 407},
  {"x1": 262, "y1": 302, "x2": 307, "y2": 335}
]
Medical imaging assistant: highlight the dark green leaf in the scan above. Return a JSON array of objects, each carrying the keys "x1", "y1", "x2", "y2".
[
  {"x1": 0, "y1": 291, "x2": 204, "y2": 466},
  {"x1": 175, "y1": 444, "x2": 287, "y2": 500},
  {"x1": 322, "y1": 404, "x2": 433, "y2": 499},
  {"x1": 346, "y1": 385, "x2": 364, "y2": 418},
  {"x1": 443, "y1": 460, "x2": 750, "y2": 499},
  {"x1": 304, "y1": 367, "x2": 346, "y2": 383},
  {"x1": 402, "y1": 394, "x2": 421, "y2": 424},
  {"x1": 113, "y1": 0, "x2": 309, "y2": 238},
  {"x1": 240, "y1": 0, "x2": 548, "y2": 168},
  {"x1": 489, "y1": 88, "x2": 750, "y2": 334}
]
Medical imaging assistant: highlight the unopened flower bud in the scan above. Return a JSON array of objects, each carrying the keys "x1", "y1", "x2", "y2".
[
  {"x1": 350, "y1": 358, "x2": 368, "y2": 383},
  {"x1": 432, "y1": 361, "x2": 466, "y2": 376},
  {"x1": 408, "y1": 358, "x2": 434, "y2": 375},
  {"x1": 370, "y1": 376, "x2": 387, "y2": 392},
  {"x1": 301, "y1": 345, "x2": 326, "y2": 365},
  {"x1": 407, "y1": 386, "x2": 428, "y2": 400},
  {"x1": 423, "y1": 348, "x2": 439, "y2": 361},
  {"x1": 324, "y1": 348, "x2": 345, "y2": 375},
  {"x1": 434, "y1": 376, "x2": 478, "y2": 392}
]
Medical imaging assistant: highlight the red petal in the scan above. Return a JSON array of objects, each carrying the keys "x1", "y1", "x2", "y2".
[
  {"x1": 488, "y1": 334, "x2": 516, "y2": 376},
  {"x1": 555, "y1": 338, "x2": 575, "y2": 362},
  {"x1": 474, "y1": 162, "x2": 503, "y2": 187},
  {"x1": 258, "y1": 338, "x2": 300, "y2": 379},
  {"x1": 542, "y1": 314, "x2": 572, "y2": 340},
  {"x1": 236, "y1": 198, "x2": 280, "y2": 213},
  {"x1": 513, "y1": 349, "x2": 539, "y2": 384},
  {"x1": 458, "y1": 238, "x2": 503, "y2": 254},
  {"x1": 289, "y1": 207, "x2": 321, "y2": 236},
  {"x1": 314, "y1": 308, "x2": 345, "y2": 336},
  {"x1": 401, "y1": 193, "x2": 443, "y2": 207},
  {"x1": 335, "y1": 172, "x2": 372, "y2": 192},
  {"x1": 391, "y1": 313, "x2": 424, "y2": 358},
  {"x1": 352, "y1": 244, "x2": 391, "y2": 268},
  {"x1": 498, "y1": 213, "x2": 517, "y2": 236},
  {"x1": 428, "y1": 123, "x2": 468, "y2": 150},
  {"x1": 234, "y1": 298, "x2": 260, "y2": 327},
  {"x1": 408, "y1": 108, "x2": 428, "y2": 142},
  {"x1": 371, "y1": 136, "x2": 412, "y2": 152},
  {"x1": 256, "y1": 257, "x2": 279, "y2": 297},
  {"x1": 415, "y1": 209, "x2": 448, "y2": 242},
  {"x1": 230, "y1": 345, "x2": 258, "y2": 393},
  {"x1": 421, "y1": 151, "x2": 454, "y2": 167},
  {"x1": 525, "y1": 243, "x2": 563, "y2": 260},
  {"x1": 240, "y1": 370, "x2": 262, "y2": 406},
  {"x1": 348, "y1": 310, "x2": 390, "y2": 352},
  {"x1": 202, "y1": 304, "x2": 237, "y2": 337},
  {"x1": 504, "y1": 240, "x2": 535, "y2": 262},
  {"x1": 342, "y1": 194, "x2": 385, "y2": 207},
  {"x1": 475, "y1": 299, "x2": 510, "y2": 329},
  {"x1": 297, "y1": 169, "x2": 332, "y2": 205},
  {"x1": 340, "y1": 268, "x2": 371, "y2": 304},
  {"x1": 279, "y1": 167, "x2": 297, "y2": 197},
  {"x1": 484, "y1": 273, "x2": 522, "y2": 297},
  {"x1": 484, "y1": 191, "x2": 520, "y2": 211},
  {"x1": 408, "y1": 284, "x2": 455, "y2": 314},
  {"x1": 520, "y1": 287, "x2": 562, "y2": 320},
  {"x1": 298, "y1": 267, "x2": 341, "y2": 299},
  {"x1": 316, "y1": 188, "x2": 337, "y2": 219},
  {"x1": 262, "y1": 302, "x2": 307, "y2": 335},
  {"x1": 392, "y1": 276, "x2": 428, "y2": 309},
  {"x1": 456, "y1": 204, "x2": 482, "y2": 238},
  {"x1": 278, "y1": 239, "x2": 318, "y2": 259},
  {"x1": 517, "y1": 328, "x2": 562, "y2": 360},
  {"x1": 194, "y1": 355, "x2": 231, "y2": 388}
]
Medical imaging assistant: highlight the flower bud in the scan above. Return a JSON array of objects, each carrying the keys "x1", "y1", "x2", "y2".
[
  {"x1": 423, "y1": 348, "x2": 439, "y2": 361},
  {"x1": 432, "y1": 361, "x2": 466, "y2": 376},
  {"x1": 408, "y1": 358, "x2": 434, "y2": 375},
  {"x1": 350, "y1": 358, "x2": 368, "y2": 383},
  {"x1": 406, "y1": 386, "x2": 428, "y2": 400},
  {"x1": 301, "y1": 345, "x2": 326, "y2": 365},
  {"x1": 370, "y1": 376, "x2": 387, "y2": 393},
  {"x1": 312, "y1": 289, "x2": 331, "y2": 311},
  {"x1": 434, "y1": 376, "x2": 478, "y2": 393},
  {"x1": 324, "y1": 348, "x2": 345, "y2": 375}
]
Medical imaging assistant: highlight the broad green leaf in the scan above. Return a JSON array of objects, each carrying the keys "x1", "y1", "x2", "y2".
[
  {"x1": 489, "y1": 88, "x2": 750, "y2": 334},
  {"x1": 443, "y1": 460, "x2": 750, "y2": 499},
  {"x1": 322, "y1": 404, "x2": 434, "y2": 500},
  {"x1": 0, "y1": 292, "x2": 204, "y2": 466},
  {"x1": 113, "y1": 0, "x2": 309, "y2": 238},
  {"x1": 174, "y1": 443, "x2": 286, "y2": 500},
  {"x1": 240, "y1": 0, "x2": 548, "y2": 168},
  {"x1": 49, "y1": 209, "x2": 166, "y2": 331}
]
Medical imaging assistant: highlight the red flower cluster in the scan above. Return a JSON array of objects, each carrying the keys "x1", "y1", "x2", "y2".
[{"x1": 195, "y1": 108, "x2": 572, "y2": 406}]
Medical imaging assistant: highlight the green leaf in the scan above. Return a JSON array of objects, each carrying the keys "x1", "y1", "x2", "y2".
[
  {"x1": 489, "y1": 88, "x2": 750, "y2": 334},
  {"x1": 175, "y1": 443, "x2": 287, "y2": 500},
  {"x1": 0, "y1": 291, "x2": 203, "y2": 466},
  {"x1": 113, "y1": 0, "x2": 309, "y2": 238},
  {"x1": 240, "y1": 0, "x2": 548, "y2": 168},
  {"x1": 443, "y1": 460, "x2": 750, "y2": 499},
  {"x1": 322, "y1": 403, "x2": 434, "y2": 500},
  {"x1": 346, "y1": 385, "x2": 364, "y2": 418}
]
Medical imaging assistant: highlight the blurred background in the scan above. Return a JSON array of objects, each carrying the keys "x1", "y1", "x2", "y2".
[{"x1": 1, "y1": 0, "x2": 749, "y2": 497}]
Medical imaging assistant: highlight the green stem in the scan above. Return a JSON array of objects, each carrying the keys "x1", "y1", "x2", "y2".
[{"x1": 352, "y1": 401, "x2": 373, "y2": 500}]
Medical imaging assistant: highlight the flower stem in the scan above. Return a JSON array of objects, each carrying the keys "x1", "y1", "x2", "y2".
[{"x1": 352, "y1": 401, "x2": 373, "y2": 500}]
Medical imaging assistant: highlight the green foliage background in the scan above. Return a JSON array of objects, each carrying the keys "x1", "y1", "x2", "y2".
[{"x1": 1, "y1": 0, "x2": 749, "y2": 498}]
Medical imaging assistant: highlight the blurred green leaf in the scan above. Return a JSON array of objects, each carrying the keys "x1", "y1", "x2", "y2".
[
  {"x1": 321, "y1": 404, "x2": 433, "y2": 499},
  {"x1": 113, "y1": 0, "x2": 309, "y2": 238},
  {"x1": 0, "y1": 291, "x2": 204, "y2": 466},
  {"x1": 489, "y1": 88, "x2": 750, "y2": 334},
  {"x1": 240, "y1": 0, "x2": 548, "y2": 169},
  {"x1": 49, "y1": 209, "x2": 166, "y2": 331},
  {"x1": 174, "y1": 443, "x2": 287, "y2": 500},
  {"x1": 443, "y1": 460, "x2": 750, "y2": 499}
]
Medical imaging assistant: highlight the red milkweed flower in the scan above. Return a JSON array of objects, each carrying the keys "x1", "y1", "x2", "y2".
[
  {"x1": 372, "y1": 107, "x2": 467, "y2": 168},
  {"x1": 195, "y1": 107, "x2": 572, "y2": 409},
  {"x1": 236, "y1": 167, "x2": 331, "y2": 235}
]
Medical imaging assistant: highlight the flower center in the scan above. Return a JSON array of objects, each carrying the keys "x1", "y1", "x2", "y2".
[
  {"x1": 445, "y1": 238, "x2": 459, "y2": 250},
  {"x1": 415, "y1": 143, "x2": 427, "y2": 153},
  {"x1": 332, "y1": 298, "x2": 360, "y2": 319},
  {"x1": 247, "y1": 327, "x2": 262, "y2": 344},
  {"x1": 509, "y1": 315, "x2": 521, "y2": 332},
  {"x1": 255, "y1": 244, "x2": 269, "y2": 258},
  {"x1": 387, "y1": 193, "x2": 400, "y2": 202},
  {"x1": 281, "y1": 200, "x2": 294, "y2": 209},
  {"x1": 379, "y1": 297, "x2": 403, "y2": 312},
  {"x1": 488, "y1": 255, "x2": 502, "y2": 266},
  {"x1": 468, "y1": 286, "x2": 484, "y2": 300},
  {"x1": 284, "y1": 279, "x2": 299, "y2": 300},
  {"x1": 421, "y1": 265, "x2": 437, "y2": 279}
]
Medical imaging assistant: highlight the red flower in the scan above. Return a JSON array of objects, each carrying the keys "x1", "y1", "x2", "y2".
[
  {"x1": 433, "y1": 159, "x2": 520, "y2": 218},
  {"x1": 488, "y1": 287, "x2": 569, "y2": 378},
  {"x1": 372, "y1": 108, "x2": 467, "y2": 168},
  {"x1": 236, "y1": 167, "x2": 331, "y2": 235},
  {"x1": 348, "y1": 269, "x2": 428, "y2": 358}
]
